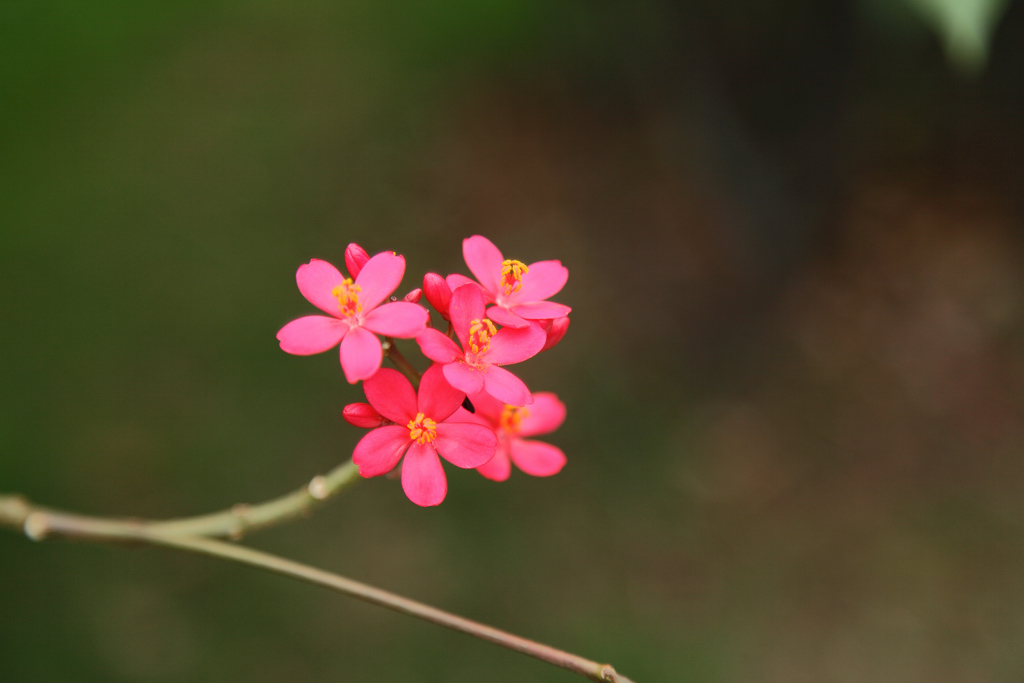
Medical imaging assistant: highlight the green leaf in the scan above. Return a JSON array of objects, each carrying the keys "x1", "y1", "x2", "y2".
[{"x1": 902, "y1": 0, "x2": 1012, "y2": 72}]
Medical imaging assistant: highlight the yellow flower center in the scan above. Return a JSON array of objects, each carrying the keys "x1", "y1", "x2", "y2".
[
  {"x1": 499, "y1": 405, "x2": 528, "y2": 434},
  {"x1": 467, "y1": 318, "x2": 497, "y2": 355},
  {"x1": 500, "y1": 259, "x2": 529, "y2": 295},
  {"x1": 407, "y1": 412, "x2": 437, "y2": 444},
  {"x1": 331, "y1": 278, "x2": 362, "y2": 317}
]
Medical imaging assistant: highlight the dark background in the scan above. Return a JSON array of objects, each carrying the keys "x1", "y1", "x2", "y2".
[{"x1": 4, "y1": 1, "x2": 1024, "y2": 681}]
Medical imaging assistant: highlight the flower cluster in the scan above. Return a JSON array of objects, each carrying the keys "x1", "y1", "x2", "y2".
[{"x1": 277, "y1": 237, "x2": 570, "y2": 506}]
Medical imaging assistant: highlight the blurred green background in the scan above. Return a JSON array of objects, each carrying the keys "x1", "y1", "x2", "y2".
[{"x1": 4, "y1": 1, "x2": 1024, "y2": 681}]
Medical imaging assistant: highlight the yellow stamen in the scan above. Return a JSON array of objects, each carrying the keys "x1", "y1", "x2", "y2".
[
  {"x1": 331, "y1": 278, "x2": 362, "y2": 317},
  {"x1": 467, "y1": 318, "x2": 498, "y2": 355},
  {"x1": 500, "y1": 259, "x2": 529, "y2": 295},
  {"x1": 407, "y1": 412, "x2": 437, "y2": 445},
  {"x1": 499, "y1": 405, "x2": 528, "y2": 434}
]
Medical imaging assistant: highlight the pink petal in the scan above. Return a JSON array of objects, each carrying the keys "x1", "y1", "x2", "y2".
[
  {"x1": 353, "y1": 425, "x2": 411, "y2": 477},
  {"x1": 541, "y1": 316, "x2": 570, "y2": 352},
  {"x1": 442, "y1": 361, "x2": 485, "y2": 395},
  {"x1": 416, "y1": 328, "x2": 464, "y2": 364},
  {"x1": 345, "y1": 243, "x2": 370, "y2": 279},
  {"x1": 276, "y1": 315, "x2": 348, "y2": 355},
  {"x1": 418, "y1": 363, "x2": 465, "y2": 423},
  {"x1": 517, "y1": 392, "x2": 566, "y2": 437},
  {"x1": 486, "y1": 305, "x2": 530, "y2": 329},
  {"x1": 462, "y1": 235, "x2": 503, "y2": 295},
  {"x1": 509, "y1": 439, "x2": 566, "y2": 477},
  {"x1": 510, "y1": 301, "x2": 572, "y2": 320},
  {"x1": 445, "y1": 273, "x2": 477, "y2": 292},
  {"x1": 343, "y1": 402, "x2": 384, "y2": 428},
  {"x1": 401, "y1": 442, "x2": 447, "y2": 506},
  {"x1": 362, "y1": 302, "x2": 429, "y2": 338},
  {"x1": 339, "y1": 325, "x2": 383, "y2": 383},
  {"x1": 512, "y1": 260, "x2": 568, "y2": 303},
  {"x1": 445, "y1": 405, "x2": 492, "y2": 428},
  {"x1": 485, "y1": 322, "x2": 546, "y2": 365},
  {"x1": 423, "y1": 273, "x2": 452, "y2": 318},
  {"x1": 296, "y1": 259, "x2": 347, "y2": 317},
  {"x1": 403, "y1": 288, "x2": 422, "y2": 303},
  {"x1": 449, "y1": 283, "x2": 487, "y2": 349},
  {"x1": 482, "y1": 365, "x2": 533, "y2": 407},
  {"x1": 475, "y1": 445, "x2": 511, "y2": 481},
  {"x1": 362, "y1": 367, "x2": 418, "y2": 424},
  {"x1": 354, "y1": 251, "x2": 405, "y2": 311},
  {"x1": 466, "y1": 391, "x2": 505, "y2": 423},
  {"x1": 434, "y1": 421, "x2": 498, "y2": 468}
]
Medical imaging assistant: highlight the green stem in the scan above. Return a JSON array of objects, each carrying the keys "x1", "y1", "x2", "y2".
[
  {"x1": 149, "y1": 459, "x2": 361, "y2": 538},
  {"x1": 383, "y1": 337, "x2": 421, "y2": 385},
  {"x1": 0, "y1": 495, "x2": 635, "y2": 683},
  {"x1": 0, "y1": 460, "x2": 361, "y2": 540}
]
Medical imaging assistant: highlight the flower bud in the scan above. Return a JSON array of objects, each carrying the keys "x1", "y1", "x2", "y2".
[
  {"x1": 403, "y1": 288, "x2": 423, "y2": 303},
  {"x1": 423, "y1": 273, "x2": 452, "y2": 319},
  {"x1": 343, "y1": 402, "x2": 384, "y2": 428},
  {"x1": 344, "y1": 243, "x2": 370, "y2": 279},
  {"x1": 541, "y1": 316, "x2": 570, "y2": 352}
]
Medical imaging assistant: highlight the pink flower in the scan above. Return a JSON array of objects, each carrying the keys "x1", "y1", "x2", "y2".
[
  {"x1": 416, "y1": 284, "x2": 545, "y2": 406},
  {"x1": 447, "y1": 235, "x2": 571, "y2": 329},
  {"x1": 463, "y1": 391, "x2": 567, "y2": 481},
  {"x1": 540, "y1": 316, "x2": 570, "y2": 352},
  {"x1": 345, "y1": 243, "x2": 370, "y2": 278},
  {"x1": 343, "y1": 402, "x2": 384, "y2": 428},
  {"x1": 422, "y1": 272, "x2": 452, "y2": 320},
  {"x1": 350, "y1": 365, "x2": 497, "y2": 506},
  {"x1": 277, "y1": 249, "x2": 429, "y2": 383}
]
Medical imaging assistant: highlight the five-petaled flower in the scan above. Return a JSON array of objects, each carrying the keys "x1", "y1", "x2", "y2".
[
  {"x1": 277, "y1": 248, "x2": 429, "y2": 383},
  {"x1": 350, "y1": 365, "x2": 497, "y2": 506},
  {"x1": 447, "y1": 235, "x2": 571, "y2": 329},
  {"x1": 416, "y1": 284, "x2": 545, "y2": 406},
  {"x1": 461, "y1": 391, "x2": 567, "y2": 481}
]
